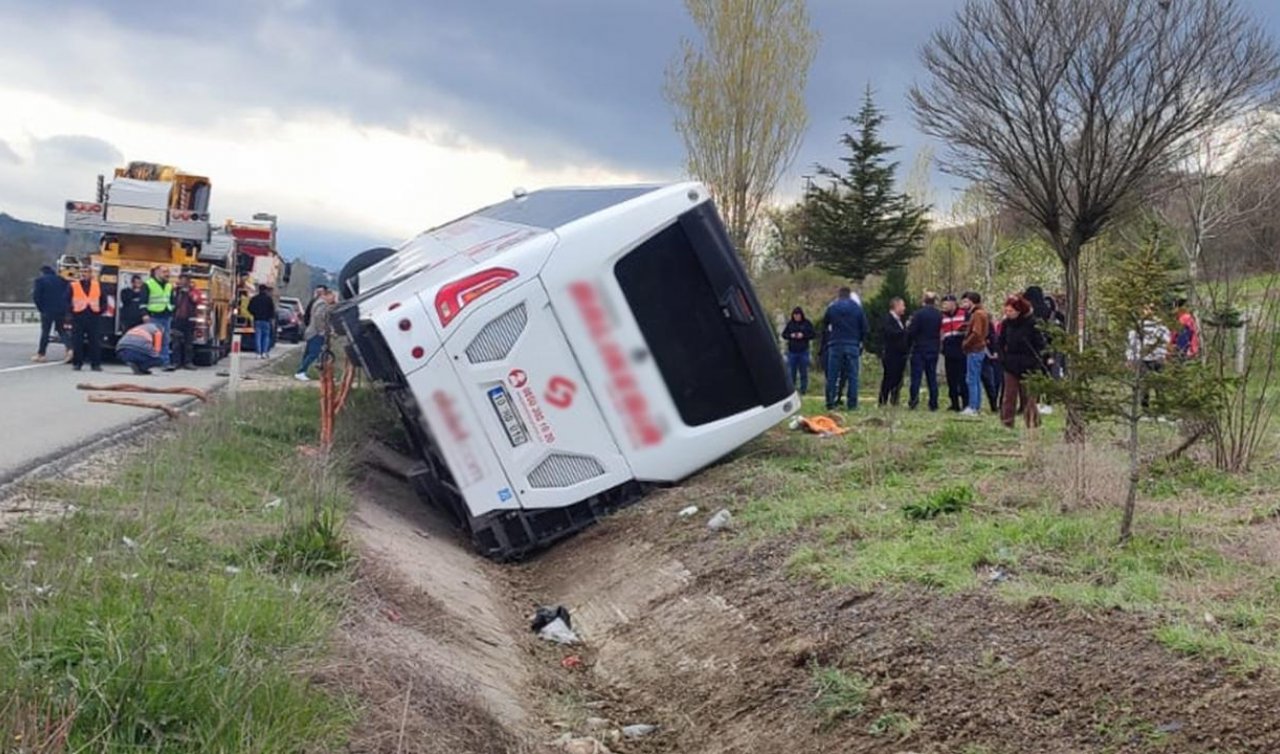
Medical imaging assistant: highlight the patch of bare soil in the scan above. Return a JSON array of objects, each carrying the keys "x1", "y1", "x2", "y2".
[
  {"x1": 513, "y1": 490, "x2": 1280, "y2": 754},
  {"x1": 339, "y1": 470, "x2": 546, "y2": 753}
]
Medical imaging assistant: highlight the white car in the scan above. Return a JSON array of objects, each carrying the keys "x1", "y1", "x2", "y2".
[{"x1": 334, "y1": 183, "x2": 797, "y2": 558}]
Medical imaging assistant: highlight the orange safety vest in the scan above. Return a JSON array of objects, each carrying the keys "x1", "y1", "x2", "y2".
[{"x1": 71, "y1": 279, "x2": 102, "y2": 314}]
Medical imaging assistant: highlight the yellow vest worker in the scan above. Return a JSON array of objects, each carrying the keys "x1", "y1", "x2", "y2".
[{"x1": 145, "y1": 277, "x2": 174, "y2": 314}]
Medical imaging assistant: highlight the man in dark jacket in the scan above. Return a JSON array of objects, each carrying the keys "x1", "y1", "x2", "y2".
[
  {"x1": 907, "y1": 292, "x2": 942, "y2": 411},
  {"x1": 30, "y1": 265, "x2": 70, "y2": 362},
  {"x1": 119, "y1": 275, "x2": 145, "y2": 332},
  {"x1": 248, "y1": 285, "x2": 277, "y2": 359},
  {"x1": 822, "y1": 287, "x2": 869, "y2": 410},
  {"x1": 169, "y1": 275, "x2": 198, "y2": 370},
  {"x1": 780, "y1": 307, "x2": 816, "y2": 395},
  {"x1": 878, "y1": 297, "x2": 909, "y2": 406},
  {"x1": 940, "y1": 295, "x2": 968, "y2": 411}
]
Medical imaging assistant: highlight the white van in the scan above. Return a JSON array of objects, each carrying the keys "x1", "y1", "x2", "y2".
[{"x1": 333, "y1": 183, "x2": 797, "y2": 558}]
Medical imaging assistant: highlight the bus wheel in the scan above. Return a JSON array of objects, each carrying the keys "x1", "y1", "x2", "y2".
[{"x1": 338, "y1": 247, "x2": 396, "y2": 300}]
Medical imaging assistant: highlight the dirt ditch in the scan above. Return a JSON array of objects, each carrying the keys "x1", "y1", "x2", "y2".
[{"x1": 350, "y1": 471, "x2": 1280, "y2": 754}]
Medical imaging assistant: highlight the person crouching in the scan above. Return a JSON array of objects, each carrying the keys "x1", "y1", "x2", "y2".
[{"x1": 116, "y1": 321, "x2": 166, "y2": 375}]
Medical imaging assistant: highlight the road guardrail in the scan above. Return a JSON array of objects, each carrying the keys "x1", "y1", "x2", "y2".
[{"x1": 0, "y1": 303, "x2": 39, "y2": 324}]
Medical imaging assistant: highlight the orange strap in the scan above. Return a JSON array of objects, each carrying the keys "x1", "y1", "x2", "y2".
[{"x1": 72, "y1": 279, "x2": 102, "y2": 313}]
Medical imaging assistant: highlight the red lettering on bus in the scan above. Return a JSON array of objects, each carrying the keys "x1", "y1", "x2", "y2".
[
  {"x1": 432, "y1": 390, "x2": 469, "y2": 441},
  {"x1": 567, "y1": 281, "x2": 663, "y2": 448}
]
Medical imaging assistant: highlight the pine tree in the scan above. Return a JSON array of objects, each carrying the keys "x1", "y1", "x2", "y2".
[{"x1": 804, "y1": 87, "x2": 929, "y2": 282}]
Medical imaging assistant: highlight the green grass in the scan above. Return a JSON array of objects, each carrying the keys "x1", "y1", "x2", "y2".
[
  {"x1": 810, "y1": 665, "x2": 871, "y2": 728},
  {"x1": 902, "y1": 484, "x2": 975, "y2": 521},
  {"x1": 0, "y1": 388, "x2": 384, "y2": 752},
  {"x1": 867, "y1": 711, "x2": 919, "y2": 739},
  {"x1": 727, "y1": 385, "x2": 1280, "y2": 672}
]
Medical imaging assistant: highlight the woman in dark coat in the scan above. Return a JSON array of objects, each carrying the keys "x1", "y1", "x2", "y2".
[
  {"x1": 998, "y1": 295, "x2": 1051, "y2": 428},
  {"x1": 781, "y1": 307, "x2": 817, "y2": 395}
]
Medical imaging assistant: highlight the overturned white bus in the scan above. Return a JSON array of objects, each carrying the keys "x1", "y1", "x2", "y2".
[{"x1": 333, "y1": 183, "x2": 797, "y2": 559}]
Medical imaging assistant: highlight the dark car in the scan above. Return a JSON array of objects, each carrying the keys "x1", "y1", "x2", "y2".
[{"x1": 276, "y1": 302, "x2": 303, "y2": 343}]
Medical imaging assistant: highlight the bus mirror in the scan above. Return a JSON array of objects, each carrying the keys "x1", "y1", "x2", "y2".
[{"x1": 282, "y1": 262, "x2": 293, "y2": 285}]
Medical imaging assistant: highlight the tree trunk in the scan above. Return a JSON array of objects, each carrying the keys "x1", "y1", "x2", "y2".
[
  {"x1": 1062, "y1": 251, "x2": 1087, "y2": 443},
  {"x1": 1120, "y1": 384, "x2": 1142, "y2": 545},
  {"x1": 1186, "y1": 254, "x2": 1200, "y2": 308}
]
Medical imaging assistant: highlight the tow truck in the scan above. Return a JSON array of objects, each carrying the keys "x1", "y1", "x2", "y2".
[
  {"x1": 61, "y1": 161, "x2": 286, "y2": 363},
  {"x1": 333, "y1": 183, "x2": 797, "y2": 559}
]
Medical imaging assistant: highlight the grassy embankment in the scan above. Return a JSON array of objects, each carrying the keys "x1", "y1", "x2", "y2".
[
  {"x1": 730, "y1": 376, "x2": 1280, "y2": 674},
  {"x1": 0, "y1": 387, "x2": 382, "y2": 752}
]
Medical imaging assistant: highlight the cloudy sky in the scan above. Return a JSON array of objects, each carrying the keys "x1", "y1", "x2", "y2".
[{"x1": 2, "y1": 0, "x2": 1278, "y2": 269}]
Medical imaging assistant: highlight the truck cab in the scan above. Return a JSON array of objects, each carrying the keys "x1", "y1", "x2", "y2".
[{"x1": 335, "y1": 183, "x2": 797, "y2": 559}]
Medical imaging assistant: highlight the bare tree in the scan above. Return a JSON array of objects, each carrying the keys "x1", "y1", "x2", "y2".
[
  {"x1": 1152, "y1": 117, "x2": 1280, "y2": 303},
  {"x1": 951, "y1": 184, "x2": 1008, "y2": 295},
  {"x1": 761, "y1": 203, "x2": 811, "y2": 273},
  {"x1": 665, "y1": 0, "x2": 817, "y2": 267},
  {"x1": 912, "y1": 0, "x2": 1279, "y2": 348}
]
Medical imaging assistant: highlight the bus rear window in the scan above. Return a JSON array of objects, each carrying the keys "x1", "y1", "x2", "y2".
[{"x1": 614, "y1": 220, "x2": 762, "y2": 426}]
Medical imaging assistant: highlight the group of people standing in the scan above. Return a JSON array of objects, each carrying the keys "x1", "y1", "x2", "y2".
[
  {"x1": 31, "y1": 264, "x2": 337, "y2": 379},
  {"x1": 781, "y1": 285, "x2": 1072, "y2": 428},
  {"x1": 31, "y1": 264, "x2": 196, "y2": 373}
]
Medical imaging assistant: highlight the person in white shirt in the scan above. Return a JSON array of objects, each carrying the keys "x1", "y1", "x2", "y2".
[{"x1": 1127, "y1": 313, "x2": 1170, "y2": 409}]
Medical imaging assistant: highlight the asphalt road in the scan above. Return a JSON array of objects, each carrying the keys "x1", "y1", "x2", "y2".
[
  {"x1": 0, "y1": 322, "x2": 56, "y2": 371},
  {"x1": 0, "y1": 323, "x2": 298, "y2": 482}
]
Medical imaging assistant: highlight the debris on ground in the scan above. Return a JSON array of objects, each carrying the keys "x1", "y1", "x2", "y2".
[
  {"x1": 556, "y1": 735, "x2": 613, "y2": 754},
  {"x1": 983, "y1": 565, "x2": 1010, "y2": 584},
  {"x1": 561, "y1": 655, "x2": 584, "y2": 670},
  {"x1": 539, "y1": 617, "x2": 579, "y2": 645},
  {"x1": 707, "y1": 509, "x2": 733, "y2": 531},
  {"x1": 584, "y1": 717, "x2": 611, "y2": 731},
  {"x1": 531, "y1": 605, "x2": 572, "y2": 632},
  {"x1": 264, "y1": 497, "x2": 282, "y2": 510},
  {"x1": 622, "y1": 724, "x2": 658, "y2": 739},
  {"x1": 678, "y1": 505, "x2": 699, "y2": 519},
  {"x1": 87, "y1": 394, "x2": 183, "y2": 419},
  {"x1": 790, "y1": 414, "x2": 850, "y2": 437}
]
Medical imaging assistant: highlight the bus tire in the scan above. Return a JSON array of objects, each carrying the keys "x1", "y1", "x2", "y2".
[{"x1": 338, "y1": 247, "x2": 397, "y2": 300}]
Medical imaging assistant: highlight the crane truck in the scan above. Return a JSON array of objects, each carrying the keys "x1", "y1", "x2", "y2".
[{"x1": 61, "y1": 161, "x2": 287, "y2": 363}]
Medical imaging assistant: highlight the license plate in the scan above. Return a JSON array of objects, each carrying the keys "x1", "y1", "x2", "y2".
[{"x1": 487, "y1": 386, "x2": 529, "y2": 447}]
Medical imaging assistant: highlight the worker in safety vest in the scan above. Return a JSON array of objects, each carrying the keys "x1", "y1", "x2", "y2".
[
  {"x1": 140, "y1": 266, "x2": 176, "y2": 370},
  {"x1": 68, "y1": 266, "x2": 107, "y2": 372},
  {"x1": 116, "y1": 321, "x2": 165, "y2": 375}
]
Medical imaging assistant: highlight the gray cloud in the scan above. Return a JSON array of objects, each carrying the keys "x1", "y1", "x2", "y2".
[
  {"x1": 2, "y1": 0, "x2": 1278, "y2": 201},
  {"x1": 32, "y1": 135, "x2": 123, "y2": 167}
]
